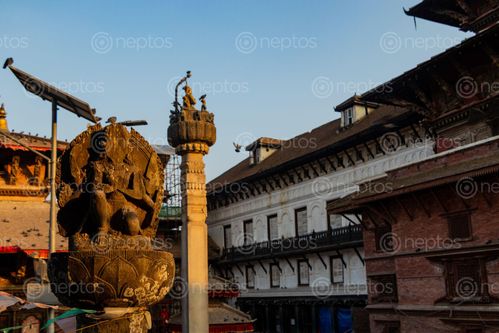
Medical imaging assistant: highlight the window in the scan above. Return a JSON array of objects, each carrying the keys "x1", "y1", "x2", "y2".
[
  {"x1": 343, "y1": 108, "x2": 354, "y2": 126},
  {"x1": 243, "y1": 219, "x2": 253, "y2": 245},
  {"x1": 223, "y1": 225, "x2": 232, "y2": 249},
  {"x1": 445, "y1": 259, "x2": 484, "y2": 300},
  {"x1": 295, "y1": 208, "x2": 308, "y2": 236},
  {"x1": 246, "y1": 266, "x2": 255, "y2": 289},
  {"x1": 270, "y1": 264, "x2": 280, "y2": 288},
  {"x1": 327, "y1": 212, "x2": 342, "y2": 230},
  {"x1": 267, "y1": 214, "x2": 279, "y2": 240},
  {"x1": 374, "y1": 225, "x2": 393, "y2": 252},
  {"x1": 370, "y1": 274, "x2": 398, "y2": 303},
  {"x1": 297, "y1": 260, "x2": 310, "y2": 286},
  {"x1": 330, "y1": 257, "x2": 344, "y2": 284},
  {"x1": 447, "y1": 212, "x2": 472, "y2": 240}
]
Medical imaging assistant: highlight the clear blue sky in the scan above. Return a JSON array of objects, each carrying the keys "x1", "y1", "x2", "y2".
[{"x1": 0, "y1": 1, "x2": 471, "y2": 180}]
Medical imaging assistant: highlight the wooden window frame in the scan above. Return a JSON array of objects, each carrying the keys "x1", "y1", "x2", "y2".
[
  {"x1": 269, "y1": 263, "x2": 280, "y2": 288},
  {"x1": 446, "y1": 211, "x2": 472, "y2": 241},
  {"x1": 245, "y1": 265, "x2": 255, "y2": 289},
  {"x1": 370, "y1": 274, "x2": 398, "y2": 303},
  {"x1": 294, "y1": 207, "x2": 308, "y2": 237},
  {"x1": 297, "y1": 259, "x2": 310, "y2": 286},
  {"x1": 444, "y1": 258, "x2": 489, "y2": 302},
  {"x1": 267, "y1": 214, "x2": 278, "y2": 241},
  {"x1": 243, "y1": 219, "x2": 253, "y2": 245},
  {"x1": 330, "y1": 256, "x2": 344, "y2": 284},
  {"x1": 223, "y1": 225, "x2": 232, "y2": 249}
]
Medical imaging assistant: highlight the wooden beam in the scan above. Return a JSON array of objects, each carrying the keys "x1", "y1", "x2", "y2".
[
  {"x1": 335, "y1": 250, "x2": 347, "y2": 268},
  {"x1": 335, "y1": 154, "x2": 345, "y2": 168},
  {"x1": 272, "y1": 257, "x2": 282, "y2": 273},
  {"x1": 317, "y1": 159, "x2": 328, "y2": 174},
  {"x1": 341, "y1": 214, "x2": 359, "y2": 226},
  {"x1": 353, "y1": 247, "x2": 365, "y2": 266},
  {"x1": 430, "y1": 188, "x2": 448, "y2": 213},
  {"x1": 302, "y1": 256, "x2": 312, "y2": 270},
  {"x1": 412, "y1": 193, "x2": 431, "y2": 217},
  {"x1": 395, "y1": 197, "x2": 413, "y2": 221},
  {"x1": 354, "y1": 145, "x2": 365, "y2": 162},
  {"x1": 364, "y1": 208, "x2": 380, "y2": 228},
  {"x1": 410, "y1": 124, "x2": 422, "y2": 141},
  {"x1": 316, "y1": 252, "x2": 327, "y2": 269},
  {"x1": 343, "y1": 149, "x2": 356, "y2": 166},
  {"x1": 364, "y1": 142, "x2": 375, "y2": 159},
  {"x1": 258, "y1": 260, "x2": 268, "y2": 274},
  {"x1": 326, "y1": 155, "x2": 337, "y2": 171},
  {"x1": 285, "y1": 257, "x2": 295, "y2": 273},
  {"x1": 378, "y1": 201, "x2": 396, "y2": 224}
]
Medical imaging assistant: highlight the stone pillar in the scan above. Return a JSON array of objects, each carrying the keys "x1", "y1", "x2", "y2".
[
  {"x1": 168, "y1": 81, "x2": 216, "y2": 333},
  {"x1": 179, "y1": 144, "x2": 210, "y2": 333}
]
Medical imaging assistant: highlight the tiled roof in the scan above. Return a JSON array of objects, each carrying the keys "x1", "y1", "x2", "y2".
[
  {"x1": 328, "y1": 136, "x2": 499, "y2": 212},
  {"x1": 0, "y1": 201, "x2": 67, "y2": 257},
  {"x1": 0, "y1": 131, "x2": 67, "y2": 152},
  {"x1": 208, "y1": 105, "x2": 417, "y2": 193}
]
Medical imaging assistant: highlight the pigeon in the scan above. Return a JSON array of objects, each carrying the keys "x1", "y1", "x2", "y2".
[{"x1": 233, "y1": 142, "x2": 242, "y2": 153}]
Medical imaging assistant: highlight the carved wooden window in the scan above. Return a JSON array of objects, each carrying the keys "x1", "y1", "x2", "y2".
[
  {"x1": 270, "y1": 263, "x2": 280, "y2": 288},
  {"x1": 297, "y1": 259, "x2": 310, "y2": 286},
  {"x1": 447, "y1": 212, "x2": 472, "y2": 240},
  {"x1": 246, "y1": 265, "x2": 255, "y2": 289},
  {"x1": 243, "y1": 219, "x2": 253, "y2": 245},
  {"x1": 370, "y1": 274, "x2": 398, "y2": 303},
  {"x1": 330, "y1": 256, "x2": 344, "y2": 284},
  {"x1": 223, "y1": 225, "x2": 232, "y2": 249},
  {"x1": 267, "y1": 214, "x2": 279, "y2": 241},
  {"x1": 374, "y1": 224, "x2": 393, "y2": 252},
  {"x1": 445, "y1": 259, "x2": 485, "y2": 301},
  {"x1": 295, "y1": 207, "x2": 308, "y2": 236}
]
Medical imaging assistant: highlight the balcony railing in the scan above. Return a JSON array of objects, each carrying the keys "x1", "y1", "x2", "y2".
[{"x1": 221, "y1": 224, "x2": 363, "y2": 263}]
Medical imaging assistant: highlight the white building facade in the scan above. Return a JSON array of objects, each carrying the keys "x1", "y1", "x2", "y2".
[{"x1": 207, "y1": 101, "x2": 434, "y2": 332}]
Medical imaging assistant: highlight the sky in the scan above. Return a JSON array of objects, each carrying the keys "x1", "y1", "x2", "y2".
[{"x1": 0, "y1": 1, "x2": 472, "y2": 180}]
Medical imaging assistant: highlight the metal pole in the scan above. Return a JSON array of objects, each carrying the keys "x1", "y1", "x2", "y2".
[{"x1": 47, "y1": 100, "x2": 57, "y2": 333}]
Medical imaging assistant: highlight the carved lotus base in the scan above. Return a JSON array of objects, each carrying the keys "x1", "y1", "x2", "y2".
[{"x1": 48, "y1": 250, "x2": 175, "y2": 309}]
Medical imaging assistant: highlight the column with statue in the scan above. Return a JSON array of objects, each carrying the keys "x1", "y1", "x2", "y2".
[{"x1": 168, "y1": 71, "x2": 216, "y2": 333}]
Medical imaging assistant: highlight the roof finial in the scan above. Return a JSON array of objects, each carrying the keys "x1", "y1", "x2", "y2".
[{"x1": 0, "y1": 103, "x2": 8, "y2": 132}]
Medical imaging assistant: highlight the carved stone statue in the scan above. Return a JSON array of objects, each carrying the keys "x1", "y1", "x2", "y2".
[
  {"x1": 56, "y1": 123, "x2": 163, "y2": 244},
  {"x1": 49, "y1": 123, "x2": 175, "y2": 332},
  {"x1": 182, "y1": 85, "x2": 197, "y2": 109}
]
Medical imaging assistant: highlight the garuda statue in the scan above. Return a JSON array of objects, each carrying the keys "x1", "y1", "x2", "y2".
[
  {"x1": 56, "y1": 122, "x2": 164, "y2": 248},
  {"x1": 50, "y1": 122, "x2": 174, "y2": 315}
]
